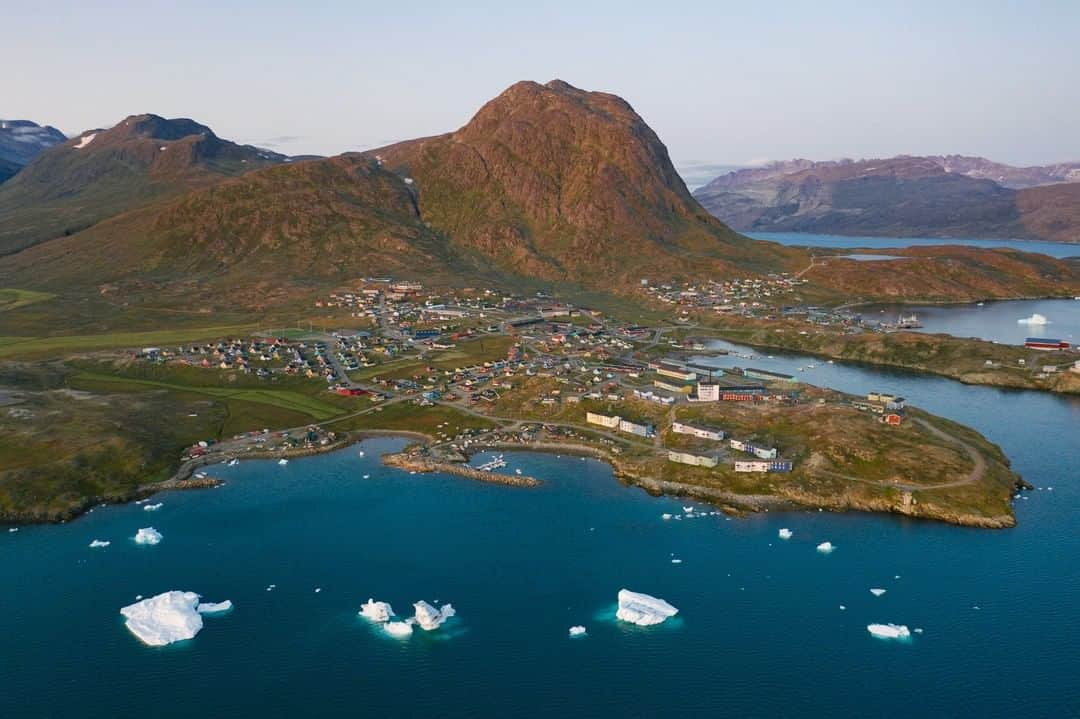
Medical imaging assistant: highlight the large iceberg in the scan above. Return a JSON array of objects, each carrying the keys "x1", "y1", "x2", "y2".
[
  {"x1": 133, "y1": 527, "x2": 163, "y2": 545},
  {"x1": 1018, "y1": 313, "x2": 1048, "y2": 325},
  {"x1": 867, "y1": 623, "x2": 911, "y2": 640},
  {"x1": 615, "y1": 589, "x2": 679, "y2": 626},
  {"x1": 196, "y1": 600, "x2": 233, "y2": 614},
  {"x1": 413, "y1": 600, "x2": 455, "y2": 630},
  {"x1": 359, "y1": 598, "x2": 395, "y2": 622},
  {"x1": 120, "y1": 591, "x2": 203, "y2": 646}
]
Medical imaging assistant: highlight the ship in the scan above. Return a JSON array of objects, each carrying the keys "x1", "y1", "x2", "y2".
[{"x1": 1024, "y1": 337, "x2": 1070, "y2": 351}]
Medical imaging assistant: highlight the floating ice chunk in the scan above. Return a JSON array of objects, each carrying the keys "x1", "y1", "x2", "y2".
[
  {"x1": 914, "y1": 627, "x2": 924, "y2": 634},
  {"x1": 358, "y1": 451, "x2": 365, "y2": 457},
  {"x1": 314, "y1": 587, "x2": 322, "y2": 593},
  {"x1": 143, "y1": 503, "x2": 163, "y2": 512},
  {"x1": 778, "y1": 528, "x2": 793, "y2": 540},
  {"x1": 413, "y1": 600, "x2": 455, "y2": 630},
  {"x1": 362, "y1": 474, "x2": 371, "y2": 479},
  {"x1": 278, "y1": 458, "x2": 288, "y2": 465},
  {"x1": 615, "y1": 589, "x2": 679, "y2": 626},
  {"x1": 568, "y1": 625, "x2": 587, "y2": 637},
  {"x1": 867, "y1": 623, "x2": 911, "y2": 640},
  {"x1": 839, "y1": 605, "x2": 846, "y2": 611},
  {"x1": 816, "y1": 541, "x2": 835, "y2": 554},
  {"x1": 661, "y1": 513, "x2": 672, "y2": 520},
  {"x1": 671, "y1": 558, "x2": 683, "y2": 564},
  {"x1": 1017, "y1": 313, "x2": 1048, "y2": 325},
  {"x1": 120, "y1": 591, "x2": 202, "y2": 646},
  {"x1": 134, "y1": 527, "x2": 163, "y2": 545},
  {"x1": 8, "y1": 527, "x2": 18, "y2": 533},
  {"x1": 384, "y1": 621, "x2": 413, "y2": 637},
  {"x1": 89, "y1": 539, "x2": 110, "y2": 548},
  {"x1": 682, "y1": 506, "x2": 694, "y2": 513},
  {"x1": 870, "y1": 588, "x2": 887, "y2": 597},
  {"x1": 359, "y1": 598, "x2": 395, "y2": 622},
  {"x1": 196, "y1": 600, "x2": 233, "y2": 614}
]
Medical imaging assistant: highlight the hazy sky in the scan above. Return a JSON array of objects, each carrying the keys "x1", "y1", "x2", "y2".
[{"x1": 7, "y1": 1, "x2": 1079, "y2": 169}]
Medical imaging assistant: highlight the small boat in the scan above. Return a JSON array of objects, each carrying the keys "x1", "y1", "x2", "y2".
[{"x1": 278, "y1": 458, "x2": 289, "y2": 466}]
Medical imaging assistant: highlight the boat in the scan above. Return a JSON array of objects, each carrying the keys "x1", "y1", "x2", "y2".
[{"x1": 897, "y1": 313, "x2": 922, "y2": 329}]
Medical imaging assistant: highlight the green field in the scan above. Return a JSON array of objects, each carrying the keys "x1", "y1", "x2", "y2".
[
  {"x1": 0, "y1": 288, "x2": 56, "y2": 313},
  {"x1": 0, "y1": 324, "x2": 258, "y2": 359},
  {"x1": 330, "y1": 401, "x2": 498, "y2": 435}
]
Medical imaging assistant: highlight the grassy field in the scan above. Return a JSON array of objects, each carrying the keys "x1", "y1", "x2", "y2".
[
  {"x1": 70, "y1": 371, "x2": 344, "y2": 422},
  {"x1": 350, "y1": 335, "x2": 517, "y2": 381},
  {"x1": 0, "y1": 324, "x2": 258, "y2": 359},
  {"x1": 0, "y1": 288, "x2": 56, "y2": 313},
  {"x1": 330, "y1": 400, "x2": 498, "y2": 436}
]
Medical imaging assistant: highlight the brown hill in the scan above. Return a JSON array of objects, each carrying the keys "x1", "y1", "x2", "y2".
[
  {"x1": 370, "y1": 80, "x2": 797, "y2": 282},
  {"x1": 1016, "y1": 183, "x2": 1080, "y2": 243},
  {"x1": 0, "y1": 114, "x2": 284, "y2": 256}
]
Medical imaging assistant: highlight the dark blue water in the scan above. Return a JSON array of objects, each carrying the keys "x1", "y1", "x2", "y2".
[
  {"x1": 863, "y1": 298, "x2": 1080, "y2": 346},
  {"x1": 751, "y1": 231, "x2": 1080, "y2": 259},
  {"x1": 3, "y1": 349, "x2": 1079, "y2": 717}
]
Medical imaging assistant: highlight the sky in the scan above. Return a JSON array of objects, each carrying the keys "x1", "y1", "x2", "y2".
[{"x1": 6, "y1": 0, "x2": 1080, "y2": 172}]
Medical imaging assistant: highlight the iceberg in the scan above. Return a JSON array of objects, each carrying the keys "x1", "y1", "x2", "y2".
[
  {"x1": 870, "y1": 588, "x2": 887, "y2": 597},
  {"x1": 867, "y1": 623, "x2": 911, "y2": 640},
  {"x1": 196, "y1": 600, "x2": 233, "y2": 614},
  {"x1": 413, "y1": 600, "x2": 455, "y2": 630},
  {"x1": 89, "y1": 539, "x2": 110, "y2": 548},
  {"x1": 384, "y1": 621, "x2": 413, "y2": 638},
  {"x1": 359, "y1": 598, "x2": 396, "y2": 622},
  {"x1": 661, "y1": 513, "x2": 672, "y2": 520},
  {"x1": 568, "y1": 625, "x2": 587, "y2": 637},
  {"x1": 778, "y1": 528, "x2": 793, "y2": 540},
  {"x1": 615, "y1": 589, "x2": 679, "y2": 626},
  {"x1": 816, "y1": 541, "x2": 835, "y2": 554},
  {"x1": 120, "y1": 591, "x2": 203, "y2": 646},
  {"x1": 143, "y1": 503, "x2": 163, "y2": 512},
  {"x1": 133, "y1": 527, "x2": 163, "y2": 545},
  {"x1": 1017, "y1": 313, "x2": 1048, "y2": 325}
]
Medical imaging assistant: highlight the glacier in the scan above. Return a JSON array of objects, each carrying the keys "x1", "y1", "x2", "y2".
[
  {"x1": 615, "y1": 589, "x2": 678, "y2": 626},
  {"x1": 120, "y1": 591, "x2": 203, "y2": 646}
]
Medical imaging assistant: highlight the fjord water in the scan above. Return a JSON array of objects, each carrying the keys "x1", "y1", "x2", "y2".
[
  {"x1": 866, "y1": 298, "x2": 1080, "y2": 346},
  {"x1": 750, "y1": 230, "x2": 1080, "y2": 259},
  {"x1": 3, "y1": 362, "x2": 1080, "y2": 717}
]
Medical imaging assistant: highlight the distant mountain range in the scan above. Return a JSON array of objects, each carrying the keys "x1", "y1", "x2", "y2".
[
  {"x1": 0, "y1": 83, "x2": 1076, "y2": 309},
  {"x1": 693, "y1": 156, "x2": 1080, "y2": 243},
  {"x1": 0, "y1": 120, "x2": 67, "y2": 183}
]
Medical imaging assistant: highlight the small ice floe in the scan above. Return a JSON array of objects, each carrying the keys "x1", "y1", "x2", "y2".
[
  {"x1": 358, "y1": 451, "x2": 366, "y2": 457},
  {"x1": 661, "y1": 513, "x2": 672, "y2": 520},
  {"x1": 133, "y1": 527, "x2": 163, "y2": 545},
  {"x1": 89, "y1": 539, "x2": 111, "y2": 548},
  {"x1": 894, "y1": 575, "x2": 901, "y2": 580},
  {"x1": 413, "y1": 600, "x2": 455, "y2": 630},
  {"x1": 278, "y1": 458, "x2": 289, "y2": 466},
  {"x1": 568, "y1": 625, "x2": 587, "y2": 637},
  {"x1": 1017, "y1": 313, "x2": 1048, "y2": 325},
  {"x1": 870, "y1": 588, "x2": 887, "y2": 597},
  {"x1": 914, "y1": 628, "x2": 924, "y2": 634},
  {"x1": 515, "y1": 468, "x2": 522, "y2": 475},
  {"x1": 384, "y1": 621, "x2": 413, "y2": 638},
  {"x1": 682, "y1": 506, "x2": 694, "y2": 513},
  {"x1": 196, "y1": 600, "x2": 233, "y2": 614},
  {"x1": 671, "y1": 558, "x2": 683, "y2": 564},
  {"x1": 227, "y1": 458, "x2": 239, "y2": 466},
  {"x1": 867, "y1": 623, "x2": 911, "y2": 640},
  {"x1": 816, "y1": 541, "x2": 835, "y2": 554},
  {"x1": 362, "y1": 474, "x2": 371, "y2": 479},
  {"x1": 778, "y1": 528, "x2": 793, "y2": 540},
  {"x1": 314, "y1": 587, "x2": 322, "y2": 593},
  {"x1": 359, "y1": 599, "x2": 395, "y2": 622},
  {"x1": 615, "y1": 589, "x2": 678, "y2": 626},
  {"x1": 143, "y1": 503, "x2": 163, "y2": 512},
  {"x1": 266, "y1": 584, "x2": 276, "y2": 592},
  {"x1": 120, "y1": 591, "x2": 203, "y2": 646},
  {"x1": 8, "y1": 527, "x2": 19, "y2": 533},
  {"x1": 839, "y1": 605, "x2": 846, "y2": 611}
]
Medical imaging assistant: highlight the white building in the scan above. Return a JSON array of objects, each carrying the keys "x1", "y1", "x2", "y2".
[
  {"x1": 695, "y1": 382, "x2": 720, "y2": 402},
  {"x1": 672, "y1": 421, "x2": 725, "y2": 441},
  {"x1": 668, "y1": 450, "x2": 719, "y2": 468},
  {"x1": 586, "y1": 412, "x2": 620, "y2": 429}
]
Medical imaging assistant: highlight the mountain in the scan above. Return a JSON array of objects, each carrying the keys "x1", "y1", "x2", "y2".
[
  {"x1": 693, "y1": 155, "x2": 1080, "y2": 242},
  {"x1": 0, "y1": 120, "x2": 67, "y2": 183},
  {"x1": 0, "y1": 114, "x2": 285, "y2": 256},
  {"x1": 0, "y1": 83, "x2": 1077, "y2": 311}
]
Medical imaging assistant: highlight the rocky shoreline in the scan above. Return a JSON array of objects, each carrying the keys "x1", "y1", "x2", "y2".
[{"x1": 381, "y1": 451, "x2": 542, "y2": 487}]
